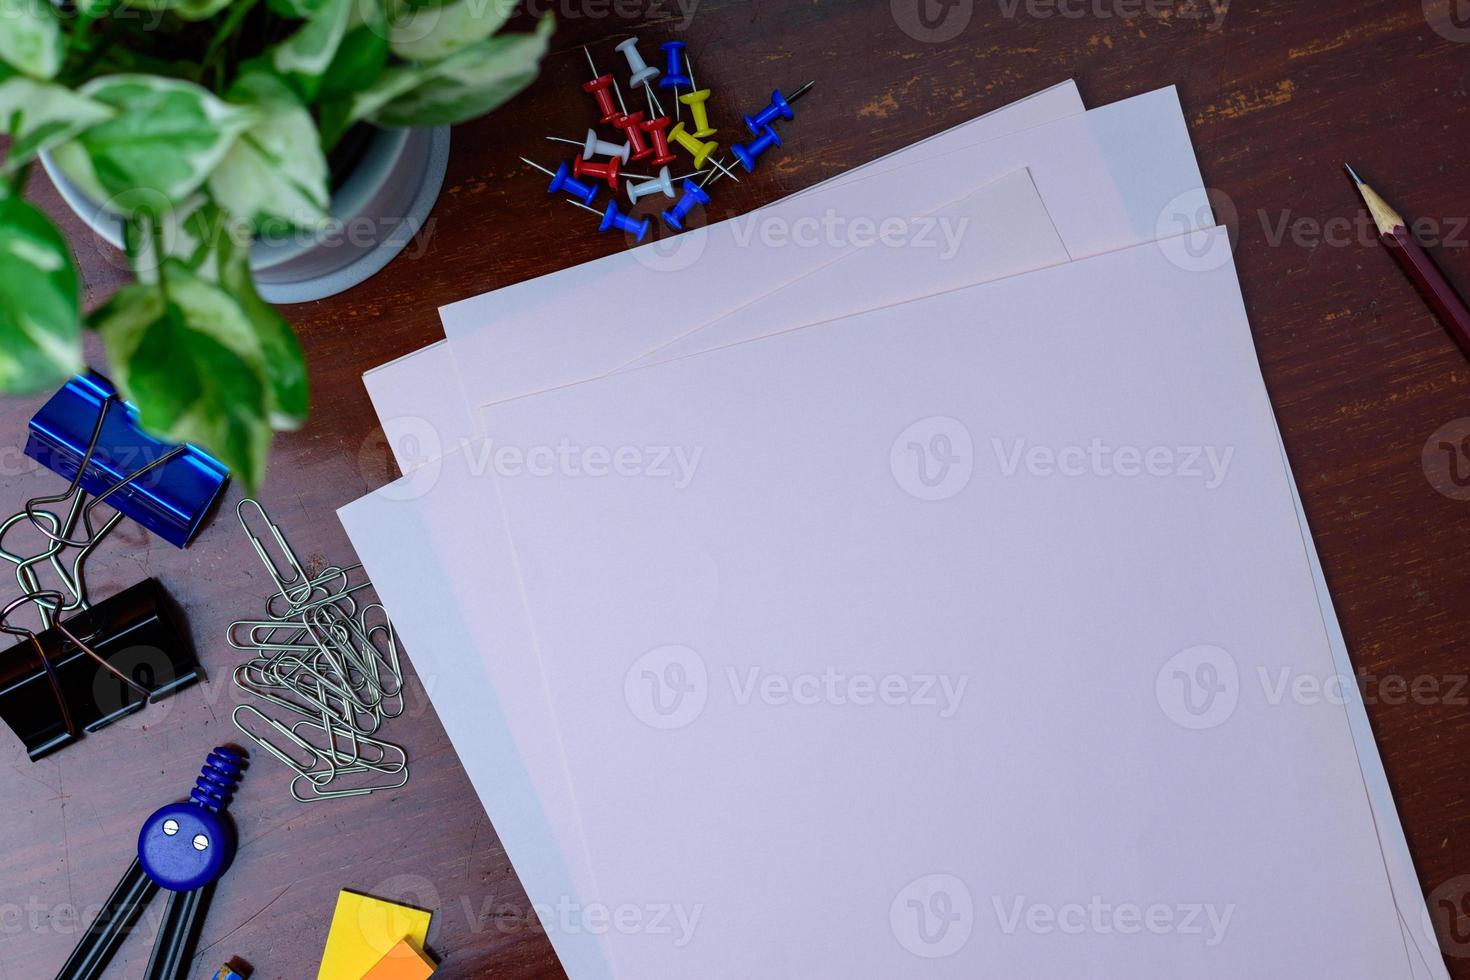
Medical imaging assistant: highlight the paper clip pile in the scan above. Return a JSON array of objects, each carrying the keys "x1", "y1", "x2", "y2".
[{"x1": 229, "y1": 499, "x2": 409, "y2": 802}]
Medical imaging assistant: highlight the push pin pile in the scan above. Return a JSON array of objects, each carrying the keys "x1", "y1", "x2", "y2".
[{"x1": 523, "y1": 38, "x2": 815, "y2": 244}]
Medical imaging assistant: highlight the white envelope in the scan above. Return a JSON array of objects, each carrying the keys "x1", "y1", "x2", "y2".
[{"x1": 349, "y1": 229, "x2": 1417, "y2": 978}]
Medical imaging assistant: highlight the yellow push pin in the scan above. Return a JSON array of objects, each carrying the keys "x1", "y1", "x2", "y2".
[
  {"x1": 678, "y1": 53, "x2": 718, "y2": 139},
  {"x1": 669, "y1": 121, "x2": 727, "y2": 176},
  {"x1": 680, "y1": 90, "x2": 717, "y2": 139}
]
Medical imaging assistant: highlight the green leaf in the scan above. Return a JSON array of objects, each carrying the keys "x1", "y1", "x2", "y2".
[
  {"x1": 208, "y1": 72, "x2": 329, "y2": 233},
  {"x1": 264, "y1": 0, "x2": 331, "y2": 15},
  {"x1": 368, "y1": 14, "x2": 551, "y2": 128},
  {"x1": 266, "y1": 0, "x2": 354, "y2": 102},
  {"x1": 91, "y1": 261, "x2": 274, "y2": 490},
  {"x1": 48, "y1": 75, "x2": 258, "y2": 215},
  {"x1": 319, "y1": 4, "x2": 390, "y2": 102},
  {"x1": 0, "y1": 0, "x2": 63, "y2": 79},
  {"x1": 0, "y1": 194, "x2": 83, "y2": 393},
  {"x1": 221, "y1": 242, "x2": 309, "y2": 430},
  {"x1": 388, "y1": 0, "x2": 514, "y2": 63},
  {"x1": 120, "y1": 200, "x2": 310, "y2": 430},
  {"x1": 121, "y1": 0, "x2": 233, "y2": 19},
  {"x1": 0, "y1": 77, "x2": 116, "y2": 175}
]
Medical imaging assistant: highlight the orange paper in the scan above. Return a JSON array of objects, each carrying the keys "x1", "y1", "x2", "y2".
[{"x1": 360, "y1": 938, "x2": 436, "y2": 980}]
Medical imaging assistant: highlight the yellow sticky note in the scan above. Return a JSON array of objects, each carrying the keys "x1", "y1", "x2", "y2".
[
  {"x1": 316, "y1": 890, "x2": 433, "y2": 980},
  {"x1": 361, "y1": 938, "x2": 436, "y2": 980}
]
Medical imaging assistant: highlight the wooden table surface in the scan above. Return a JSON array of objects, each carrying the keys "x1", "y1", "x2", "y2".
[{"x1": 3, "y1": 1, "x2": 1470, "y2": 977}]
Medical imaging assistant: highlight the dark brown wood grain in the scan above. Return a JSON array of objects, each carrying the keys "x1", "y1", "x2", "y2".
[{"x1": 3, "y1": 1, "x2": 1470, "y2": 977}]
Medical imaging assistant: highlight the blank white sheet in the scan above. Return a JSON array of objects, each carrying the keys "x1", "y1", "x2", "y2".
[{"x1": 423, "y1": 228, "x2": 1413, "y2": 978}]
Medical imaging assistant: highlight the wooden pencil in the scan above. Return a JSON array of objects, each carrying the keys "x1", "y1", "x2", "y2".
[{"x1": 1347, "y1": 164, "x2": 1470, "y2": 359}]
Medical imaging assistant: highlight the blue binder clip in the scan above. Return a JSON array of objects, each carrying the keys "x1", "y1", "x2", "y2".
[{"x1": 24, "y1": 374, "x2": 228, "y2": 548}]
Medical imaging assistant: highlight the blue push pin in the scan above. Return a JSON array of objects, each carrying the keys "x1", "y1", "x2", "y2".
[
  {"x1": 663, "y1": 179, "x2": 710, "y2": 231},
  {"x1": 743, "y1": 81, "x2": 816, "y2": 134},
  {"x1": 523, "y1": 157, "x2": 599, "y2": 207},
  {"x1": 731, "y1": 125, "x2": 782, "y2": 173},
  {"x1": 568, "y1": 199, "x2": 653, "y2": 243},
  {"x1": 660, "y1": 41, "x2": 692, "y2": 91}
]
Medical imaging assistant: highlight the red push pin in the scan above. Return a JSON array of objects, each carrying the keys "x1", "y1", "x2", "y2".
[
  {"x1": 615, "y1": 112, "x2": 654, "y2": 163},
  {"x1": 574, "y1": 155, "x2": 623, "y2": 190},
  {"x1": 582, "y1": 46, "x2": 622, "y2": 125},
  {"x1": 640, "y1": 115, "x2": 678, "y2": 168}
]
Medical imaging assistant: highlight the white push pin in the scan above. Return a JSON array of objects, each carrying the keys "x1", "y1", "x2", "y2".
[
  {"x1": 548, "y1": 130, "x2": 631, "y2": 164},
  {"x1": 627, "y1": 167, "x2": 678, "y2": 203},
  {"x1": 616, "y1": 37, "x2": 661, "y2": 89}
]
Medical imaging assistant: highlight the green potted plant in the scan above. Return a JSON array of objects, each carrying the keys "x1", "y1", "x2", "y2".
[{"x1": 0, "y1": 0, "x2": 552, "y2": 489}]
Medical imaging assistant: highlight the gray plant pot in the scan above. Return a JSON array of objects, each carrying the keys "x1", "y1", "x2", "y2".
[{"x1": 41, "y1": 125, "x2": 451, "y2": 304}]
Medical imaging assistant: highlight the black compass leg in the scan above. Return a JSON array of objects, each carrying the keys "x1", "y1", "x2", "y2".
[
  {"x1": 142, "y1": 881, "x2": 214, "y2": 980},
  {"x1": 55, "y1": 857, "x2": 159, "y2": 980}
]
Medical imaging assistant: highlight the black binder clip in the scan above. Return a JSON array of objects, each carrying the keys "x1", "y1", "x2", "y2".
[{"x1": 0, "y1": 579, "x2": 200, "y2": 761}]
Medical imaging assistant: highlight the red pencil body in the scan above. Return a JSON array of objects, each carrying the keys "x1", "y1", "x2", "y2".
[{"x1": 1383, "y1": 225, "x2": 1470, "y2": 358}]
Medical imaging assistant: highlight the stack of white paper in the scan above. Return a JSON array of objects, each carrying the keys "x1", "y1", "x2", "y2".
[{"x1": 337, "y1": 82, "x2": 1448, "y2": 979}]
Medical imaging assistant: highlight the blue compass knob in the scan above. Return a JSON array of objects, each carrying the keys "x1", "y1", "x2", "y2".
[{"x1": 137, "y1": 747, "x2": 245, "y2": 893}]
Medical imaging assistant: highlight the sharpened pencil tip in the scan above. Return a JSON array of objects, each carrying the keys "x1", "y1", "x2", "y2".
[{"x1": 1344, "y1": 163, "x2": 1363, "y2": 185}]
